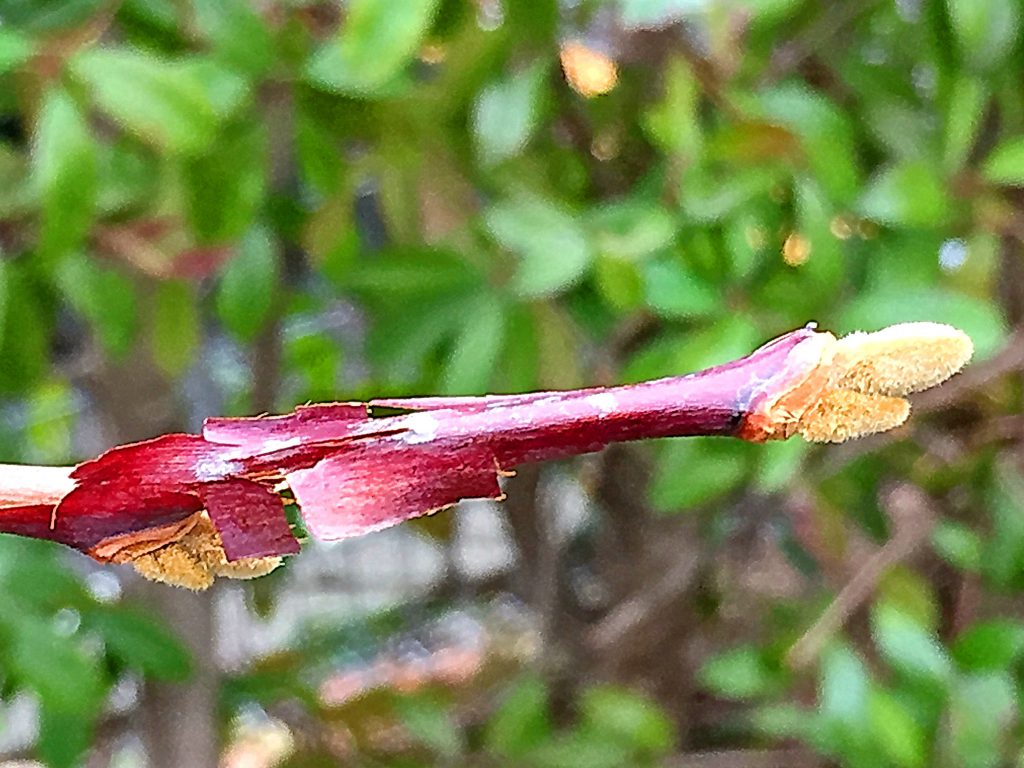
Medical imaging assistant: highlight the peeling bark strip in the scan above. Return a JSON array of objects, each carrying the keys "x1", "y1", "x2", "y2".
[{"x1": 0, "y1": 323, "x2": 973, "y2": 589}]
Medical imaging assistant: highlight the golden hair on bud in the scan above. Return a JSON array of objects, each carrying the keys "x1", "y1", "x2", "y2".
[
  {"x1": 830, "y1": 322, "x2": 974, "y2": 396},
  {"x1": 91, "y1": 513, "x2": 282, "y2": 590},
  {"x1": 797, "y1": 389, "x2": 910, "y2": 443},
  {"x1": 794, "y1": 322, "x2": 973, "y2": 443}
]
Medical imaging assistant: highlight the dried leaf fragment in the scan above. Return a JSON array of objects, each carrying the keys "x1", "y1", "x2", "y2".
[{"x1": 102, "y1": 513, "x2": 282, "y2": 591}]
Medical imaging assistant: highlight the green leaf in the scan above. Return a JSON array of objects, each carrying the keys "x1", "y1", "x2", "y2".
[
  {"x1": 441, "y1": 295, "x2": 505, "y2": 394},
  {"x1": 623, "y1": 316, "x2": 761, "y2": 383},
  {"x1": 216, "y1": 226, "x2": 277, "y2": 342},
  {"x1": 650, "y1": 437, "x2": 752, "y2": 512},
  {"x1": 594, "y1": 256, "x2": 644, "y2": 311},
  {"x1": 931, "y1": 521, "x2": 983, "y2": 572},
  {"x1": 485, "y1": 196, "x2": 592, "y2": 297},
  {"x1": 73, "y1": 49, "x2": 221, "y2": 154},
  {"x1": 0, "y1": 0, "x2": 106, "y2": 33},
  {"x1": 858, "y1": 231, "x2": 942, "y2": 291},
  {"x1": 587, "y1": 200, "x2": 678, "y2": 260},
  {"x1": 871, "y1": 602, "x2": 952, "y2": 686},
  {"x1": 0, "y1": 273, "x2": 50, "y2": 392},
  {"x1": 95, "y1": 142, "x2": 159, "y2": 215},
  {"x1": 192, "y1": 0, "x2": 275, "y2": 76},
  {"x1": 116, "y1": 0, "x2": 180, "y2": 43},
  {"x1": 642, "y1": 258, "x2": 718, "y2": 318},
  {"x1": 183, "y1": 119, "x2": 266, "y2": 242},
  {"x1": 947, "y1": 0, "x2": 1020, "y2": 70},
  {"x1": 0, "y1": 538, "x2": 90, "y2": 608},
  {"x1": 946, "y1": 673, "x2": 1016, "y2": 768},
  {"x1": 88, "y1": 608, "x2": 192, "y2": 681},
  {"x1": 56, "y1": 253, "x2": 137, "y2": 359},
  {"x1": 37, "y1": 704, "x2": 94, "y2": 768},
  {"x1": 340, "y1": 247, "x2": 481, "y2": 300},
  {"x1": 0, "y1": 28, "x2": 32, "y2": 74},
  {"x1": 643, "y1": 56, "x2": 701, "y2": 157},
  {"x1": 681, "y1": 165, "x2": 780, "y2": 222},
  {"x1": 366, "y1": 294, "x2": 468, "y2": 383},
  {"x1": 699, "y1": 645, "x2": 776, "y2": 700},
  {"x1": 944, "y1": 76, "x2": 986, "y2": 173},
  {"x1": 858, "y1": 162, "x2": 951, "y2": 228},
  {"x1": 752, "y1": 704, "x2": 812, "y2": 740},
  {"x1": 33, "y1": 88, "x2": 97, "y2": 262},
  {"x1": 285, "y1": 329, "x2": 341, "y2": 402},
  {"x1": 757, "y1": 84, "x2": 860, "y2": 204},
  {"x1": 6, "y1": 615, "x2": 103, "y2": 714},
  {"x1": 877, "y1": 568, "x2": 940, "y2": 632},
  {"x1": 863, "y1": 101, "x2": 933, "y2": 163},
  {"x1": 619, "y1": 0, "x2": 708, "y2": 28},
  {"x1": 531, "y1": 734, "x2": 631, "y2": 768},
  {"x1": 818, "y1": 644, "x2": 869, "y2": 727},
  {"x1": 868, "y1": 688, "x2": 926, "y2": 768},
  {"x1": 754, "y1": 439, "x2": 808, "y2": 493},
  {"x1": 983, "y1": 460, "x2": 1024, "y2": 589},
  {"x1": 579, "y1": 685, "x2": 674, "y2": 754},
  {"x1": 794, "y1": 178, "x2": 844, "y2": 294},
  {"x1": 953, "y1": 619, "x2": 1024, "y2": 673},
  {"x1": 982, "y1": 137, "x2": 1024, "y2": 186},
  {"x1": 495, "y1": 304, "x2": 541, "y2": 391},
  {"x1": 393, "y1": 694, "x2": 463, "y2": 758},
  {"x1": 306, "y1": 0, "x2": 440, "y2": 95},
  {"x1": 838, "y1": 287, "x2": 1006, "y2": 360},
  {"x1": 473, "y1": 62, "x2": 547, "y2": 165},
  {"x1": 0, "y1": 144, "x2": 34, "y2": 218},
  {"x1": 151, "y1": 280, "x2": 199, "y2": 376},
  {"x1": 485, "y1": 676, "x2": 551, "y2": 759},
  {"x1": 25, "y1": 380, "x2": 74, "y2": 465},
  {"x1": 0, "y1": 257, "x2": 7, "y2": 348}
]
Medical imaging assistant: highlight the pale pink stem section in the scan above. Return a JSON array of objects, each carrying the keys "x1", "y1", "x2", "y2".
[{"x1": 0, "y1": 464, "x2": 75, "y2": 508}]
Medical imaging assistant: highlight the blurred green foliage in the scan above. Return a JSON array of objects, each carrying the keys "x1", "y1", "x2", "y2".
[
  {"x1": 0, "y1": 0, "x2": 1023, "y2": 765},
  {"x1": 0, "y1": 539, "x2": 190, "y2": 766}
]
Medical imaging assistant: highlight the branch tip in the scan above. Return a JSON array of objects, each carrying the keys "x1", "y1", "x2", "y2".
[{"x1": 793, "y1": 322, "x2": 973, "y2": 443}]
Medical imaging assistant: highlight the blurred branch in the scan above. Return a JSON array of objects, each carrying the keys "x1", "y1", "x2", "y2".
[
  {"x1": 503, "y1": 463, "x2": 544, "y2": 596},
  {"x1": 786, "y1": 484, "x2": 936, "y2": 670},
  {"x1": 668, "y1": 747, "x2": 824, "y2": 768},
  {"x1": 586, "y1": 526, "x2": 701, "y2": 655},
  {"x1": 761, "y1": 0, "x2": 884, "y2": 85}
]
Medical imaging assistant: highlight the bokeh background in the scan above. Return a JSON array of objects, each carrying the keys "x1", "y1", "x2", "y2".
[{"x1": 0, "y1": 0, "x2": 1021, "y2": 766}]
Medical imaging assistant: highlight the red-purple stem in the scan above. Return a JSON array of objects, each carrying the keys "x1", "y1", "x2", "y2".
[{"x1": 0, "y1": 326, "x2": 822, "y2": 561}]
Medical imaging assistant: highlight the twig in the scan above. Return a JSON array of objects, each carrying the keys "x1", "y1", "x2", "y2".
[
  {"x1": 786, "y1": 484, "x2": 936, "y2": 671},
  {"x1": 0, "y1": 323, "x2": 973, "y2": 589}
]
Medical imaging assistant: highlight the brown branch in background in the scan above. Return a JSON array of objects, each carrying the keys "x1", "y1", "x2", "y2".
[
  {"x1": 502, "y1": 463, "x2": 545, "y2": 599},
  {"x1": 587, "y1": 516, "x2": 703, "y2": 657},
  {"x1": 786, "y1": 484, "x2": 937, "y2": 671}
]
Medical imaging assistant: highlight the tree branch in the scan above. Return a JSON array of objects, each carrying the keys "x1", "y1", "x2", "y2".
[{"x1": 0, "y1": 323, "x2": 972, "y2": 589}]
